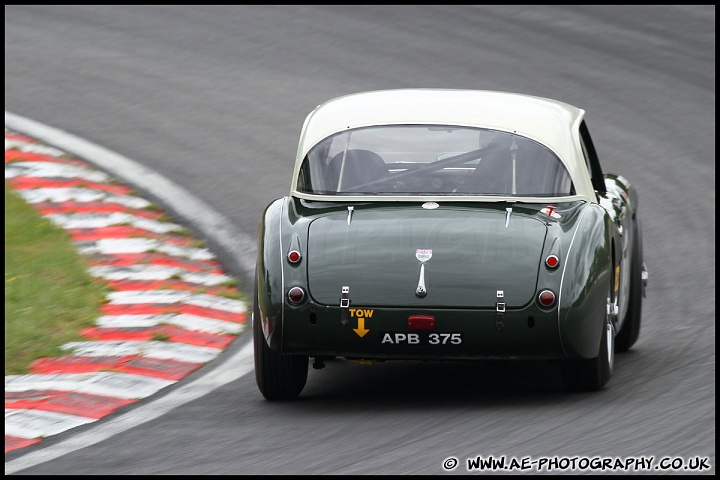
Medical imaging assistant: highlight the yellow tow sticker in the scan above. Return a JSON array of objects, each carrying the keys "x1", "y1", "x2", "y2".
[{"x1": 350, "y1": 308, "x2": 373, "y2": 337}]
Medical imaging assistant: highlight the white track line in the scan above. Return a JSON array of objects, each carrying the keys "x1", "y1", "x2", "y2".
[
  {"x1": 5, "y1": 111, "x2": 257, "y2": 473},
  {"x1": 5, "y1": 341, "x2": 254, "y2": 474}
]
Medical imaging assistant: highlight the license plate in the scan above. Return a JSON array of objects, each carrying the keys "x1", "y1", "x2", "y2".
[{"x1": 379, "y1": 332, "x2": 463, "y2": 345}]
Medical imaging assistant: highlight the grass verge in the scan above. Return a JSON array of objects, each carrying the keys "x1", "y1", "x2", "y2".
[{"x1": 4, "y1": 183, "x2": 108, "y2": 375}]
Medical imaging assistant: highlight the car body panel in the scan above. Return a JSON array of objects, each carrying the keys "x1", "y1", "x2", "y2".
[
  {"x1": 558, "y1": 203, "x2": 613, "y2": 358},
  {"x1": 257, "y1": 194, "x2": 617, "y2": 360},
  {"x1": 306, "y1": 204, "x2": 547, "y2": 308}
]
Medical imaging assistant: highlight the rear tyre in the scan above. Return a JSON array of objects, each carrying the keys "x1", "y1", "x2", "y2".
[
  {"x1": 253, "y1": 277, "x2": 308, "y2": 401},
  {"x1": 562, "y1": 295, "x2": 614, "y2": 391},
  {"x1": 615, "y1": 219, "x2": 644, "y2": 353}
]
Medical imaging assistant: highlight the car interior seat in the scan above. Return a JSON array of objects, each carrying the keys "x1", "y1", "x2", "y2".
[
  {"x1": 465, "y1": 136, "x2": 514, "y2": 194},
  {"x1": 329, "y1": 149, "x2": 389, "y2": 192}
]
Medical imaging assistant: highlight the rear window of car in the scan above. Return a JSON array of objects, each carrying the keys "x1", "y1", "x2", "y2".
[{"x1": 296, "y1": 125, "x2": 573, "y2": 197}]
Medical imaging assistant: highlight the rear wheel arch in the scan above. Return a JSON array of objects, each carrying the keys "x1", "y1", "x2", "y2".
[
  {"x1": 558, "y1": 205, "x2": 614, "y2": 359},
  {"x1": 253, "y1": 268, "x2": 309, "y2": 401},
  {"x1": 562, "y1": 277, "x2": 614, "y2": 391}
]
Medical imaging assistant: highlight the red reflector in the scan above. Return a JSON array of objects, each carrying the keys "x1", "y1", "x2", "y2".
[
  {"x1": 538, "y1": 290, "x2": 556, "y2": 308},
  {"x1": 287, "y1": 250, "x2": 301, "y2": 263},
  {"x1": 546, "y1": 254, "x2": 559, "y2": 268},
  {"x1": 287, "y1": 286, "x2": 305, "y2": 304},
  {"x1": 408, "y1": 315, "x2": 435, "y2": 330}
]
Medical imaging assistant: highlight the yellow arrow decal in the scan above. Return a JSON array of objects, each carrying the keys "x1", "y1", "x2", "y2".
[{"x1": 353, "y1": 317, "x2": 369, "y2": 337}]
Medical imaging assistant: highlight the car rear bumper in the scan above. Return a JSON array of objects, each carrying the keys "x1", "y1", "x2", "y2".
[{"x1": 276, "y1": 304, "x2": 567, "y2": 360}]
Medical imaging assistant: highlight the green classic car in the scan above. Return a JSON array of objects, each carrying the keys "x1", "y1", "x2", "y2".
[{"x1": 254, "y1": 89, "x2": 648, "y2": 400}]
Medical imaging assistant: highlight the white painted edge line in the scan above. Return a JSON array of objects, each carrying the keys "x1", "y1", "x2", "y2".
[
  {"x1": 5, "y1": 410, "x2": 98, "y2": 439},
  {"x1": 5, "y1": 341, "x2": 254, "y2": 474},
  {"x1": 6, "y1": 372, "x2": 176, "y2": 399}
]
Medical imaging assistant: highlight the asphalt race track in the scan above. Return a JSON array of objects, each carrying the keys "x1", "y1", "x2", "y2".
[{"x1": 4, "y1": 5, "x2": 715, "y2": 475}]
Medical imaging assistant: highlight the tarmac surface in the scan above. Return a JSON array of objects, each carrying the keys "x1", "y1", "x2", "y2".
[{"x1": 4, "y1": 127, "x2": 249, "y2": 454}]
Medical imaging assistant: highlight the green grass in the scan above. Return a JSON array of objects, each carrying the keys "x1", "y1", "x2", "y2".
[
  {"x1": 4, "y1": 178, "x2": 250, "y2": 376},
  {"x1": 4, "y1": 183, "x2": 109, "y2": 375}
]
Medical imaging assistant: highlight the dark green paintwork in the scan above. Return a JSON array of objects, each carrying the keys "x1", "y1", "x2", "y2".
[
  {"x1": 306, "y1": 206, "x2": 546, "y2": 308},
  {"x1": 257, "y1": 174, "x2": 634, "y2": 361}
]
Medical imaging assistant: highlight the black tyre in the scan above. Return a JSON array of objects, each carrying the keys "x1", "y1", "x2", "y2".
[
  {"x1": 253, "y1": 275, "x2": 308, "y2": 401},
  {"x1": 562, "y1": 291, "x2": 614, "y2": 391},
  {"x1": 615, "y1": 219, "x2": 644, "y2": 353}
]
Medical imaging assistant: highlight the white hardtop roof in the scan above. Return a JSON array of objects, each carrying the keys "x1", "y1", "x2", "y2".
[{"x1": 293, "y1": 89, "x2": 597, "y2": 202}]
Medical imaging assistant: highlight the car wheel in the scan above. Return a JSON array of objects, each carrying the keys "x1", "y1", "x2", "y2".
[
  {"x1": 615, "y1": 219, "x2": 644, "y2": 353},
  {"x1": 253, "y1": 276, "x2": 308, "y2": 401},
  {"x1": 562, "y1": 291, "x2": 614, "y2": 391}
]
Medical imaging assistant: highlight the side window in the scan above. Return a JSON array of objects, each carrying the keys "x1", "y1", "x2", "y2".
[
  {"x1": 579, "y1": 120, "x2": 606, "y2": 196},
  {"x1": 296, "y1": 160, "x2": 313, "y2": 193}
]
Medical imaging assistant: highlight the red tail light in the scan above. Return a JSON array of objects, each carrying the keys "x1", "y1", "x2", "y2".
[
  {"x1": 537, "y1": 289, "x2": 556, "y2": 308},
  {"x1": 287, "y1": 250, "x2": 301, "y2": 264},
  {"x1": 287, "y1": 286, "x2": 306, "y2": 304},
  {"x1": 545, "y1": 254, "x2": 559, "y2": 269},
  {"x1": 408, "y1": 315, "x2": 435, "y2": 330}
]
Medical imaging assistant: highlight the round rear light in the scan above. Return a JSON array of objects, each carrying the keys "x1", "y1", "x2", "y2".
[
  {"x1": 287, "y1": 286, "x2": 306, "y2": 304},
  {"x1": 545, "y1": 254, "x2": 559, "y2": 269},
  {"x1": 287, "y1": 250, "x2": 301, "y2": 264},
  {"x1": 537, "y1": 289, "x2": 556, "y2": 308}
]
